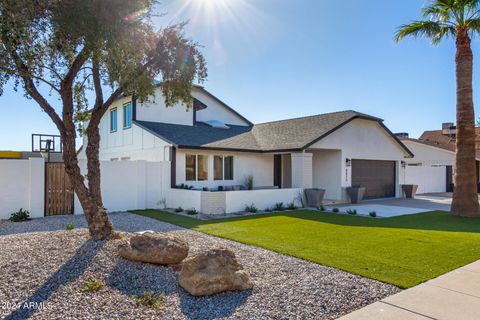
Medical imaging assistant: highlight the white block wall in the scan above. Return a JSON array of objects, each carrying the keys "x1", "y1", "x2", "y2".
[
  {"x1": 0, "y1": 158, "x2": 45, "y2": 219},
  {"x1": 74, "y1": 160, "x2": 170, "y2": 214}
]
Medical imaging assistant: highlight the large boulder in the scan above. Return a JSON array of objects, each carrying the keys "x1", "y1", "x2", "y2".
[
  {"x1": 119, "y1": 232, "x2": 189, "y2": 265},
  {"x1": 179, "y1": 248, "x2": 253, "y2": 296}
]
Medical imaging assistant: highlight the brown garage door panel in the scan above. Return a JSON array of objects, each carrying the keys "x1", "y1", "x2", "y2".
[{"x1": 352, "y1": 160, "x2": 395, "y2": 199}]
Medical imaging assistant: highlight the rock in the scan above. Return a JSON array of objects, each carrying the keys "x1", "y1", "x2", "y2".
[
  {"x1": 179, "y1": 248, "x2": 253, "y2": 296},
  {"x1": 119, "y1": 232, "x2": 189, "y2": 265}
]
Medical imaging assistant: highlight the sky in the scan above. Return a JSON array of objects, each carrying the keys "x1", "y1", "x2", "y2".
[{"x1": 0, "y1": 0, "x2": 475, "y2": 150}]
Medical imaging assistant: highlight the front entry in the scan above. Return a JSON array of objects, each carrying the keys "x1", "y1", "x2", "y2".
[
  {"x1": 274, "y1": 154, "x2": 282, "y2": 188},
  {"x1": 45, "y1": 163, "x2": 74, "y2": 216},
  {"x1": 351, "y1": 159, "x2": 396, "y2": 199}
]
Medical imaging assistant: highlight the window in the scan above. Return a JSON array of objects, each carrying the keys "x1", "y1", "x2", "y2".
[
  {"x1": 214, "y1": 156, "x2": 223, "y2": 180},
  {"x1": 186, "y1": 154, "x2": 210, "y2": 181},
  {"x1": 198, "y1": 155, "x2": 208, "y2": 181},
  {"x1": 110, "y1": 108, "x2": 117, "y2": 132},
  {"x1": 186, "y1": 154, "x2": 196, "y2": 181},
  {"x1": 213, "y1": 155, "x2": 234, "y2": 181},
  {"x1": 123, "y1": 102, "x2": 132, "y2": 129},
  {"x1": 224, "y1": 156, "x2": 234, "y2": 180}
]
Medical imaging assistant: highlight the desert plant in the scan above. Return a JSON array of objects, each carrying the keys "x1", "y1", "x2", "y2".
[
  {"x1": 346, "y1": 209, "x2": 357, "y2": 215},
  {"x1": 332, "y1": 208, "x2": 339, "y2": 213},
  {"x1": 135, "y1": 291, "x2": 165, "y2": 309},
  {"x1": 66, "y1": 223, "x2": 75, "y2": 230},
  {"x1": 245, "y1": 204, "x2": 258, "y2": 213},
  {"x1": 158, "y1": 198, "x2": 167, "y2": 209},
  {"x1": 186, "y1": 208, "x2": 198, "y2": 215},
  {"x1": 175, "y1": 207, "x2": 183, "y2": 213},
  {"x1": 9, "y1": 208, "x2": 30, "y2": 222},
  {"x1": 273, "y1": 202, "x2": 285, "y2": 211},
  {"x1": 369, "y1": 211, "x2": 377, "y2": 218},
  {"x1": 244, "y1": 175, "x2": 254, "y2": 190},
  {"x1": 82, "y1": 277, "x2": 104, "y2": 292},
  {"x1": 294, "y1": 191, "x2": 305, "y2": 208},
  {"x1": 287, "y1": 202, "x2": 297, "y2": 210}
]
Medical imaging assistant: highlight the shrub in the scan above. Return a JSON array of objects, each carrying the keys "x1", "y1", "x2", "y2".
[
  {"x1": 369, "y1": 211, "x2": 377, "y2": 218},
  {"x1": 265, "y1": 208, "x2": 273, "y2": 213},
  {"x1": 82, "y1": 278, "x2": 104, "y2": 292},
  {"x1": 175, "y1": 207, "x2": 183, "y2": 213},
  {"x1": 295, "y1": 191, "x2": 305, "y2": 208},
  {"x1": 9, "y1": 208, "x2": 30, "y2": 222},
  {"x1": 66, "y1": 223, "x2": 75, "y2": 230},
  {"x1": 273, "y1": 202, "x2": 285, "y2": 211},
  {"x1": 346, "y1": 209, "x2": 357, "y2": 215},
  {"x1": 176, "y1": 184, "x2": 194, "y2": 190},
  {"x1": 245, "y1": 204, "x2": 258, "y2": 213},
  {"x1": 332, "y1": 208, "x2": 339, "y2": 213},
  {"x1": 135, "y1": 291, "x2": 165, "y2": 309},
  {"x1": 287, "y1": 202, "x2": 297, "y2": 210},
  {"x1": 244, "y1": 175, "x2": 254, "y2": 190},
  {"x1": 318, "y1": 205, "x2": 325, "y2": 211},
  {"x1": 186, "y1": 208, "x2": 198, "y2": 215}
]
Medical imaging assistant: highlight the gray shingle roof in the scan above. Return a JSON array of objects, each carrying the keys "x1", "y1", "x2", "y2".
[{"x1": 134, "y1": 110, "x2": 411, "y2": 155}]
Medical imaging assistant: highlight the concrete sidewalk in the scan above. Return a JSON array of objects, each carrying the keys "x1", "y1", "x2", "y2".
[{"x1": 339, "y1": 259, "x2": 480, "y2": 320}]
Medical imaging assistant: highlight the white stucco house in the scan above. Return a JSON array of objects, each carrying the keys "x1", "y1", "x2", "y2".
[
  {"x1": 398, "y1": 123, "x2": 480, "y2": 194},
  {"x1": 77, "y1": 85, "x2": 413, "y2": 214}
]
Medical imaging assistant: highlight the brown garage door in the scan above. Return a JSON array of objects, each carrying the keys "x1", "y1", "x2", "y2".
[{"x1": 352, "y1": 159, "x2": 396, "y2": 199}]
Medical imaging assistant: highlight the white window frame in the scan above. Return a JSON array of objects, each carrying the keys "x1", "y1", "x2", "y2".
[
  {"x1": 123, "y1": 102, "x2": 132, "y2": 129},
  {"x1": 213, "y1": 155, "x2": 234, "y2": 181},
  {"x1": 110, "y1": 108, "x2": 117, "y2": 132}
]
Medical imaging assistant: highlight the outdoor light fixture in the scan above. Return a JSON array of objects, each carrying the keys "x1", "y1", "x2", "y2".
[
  {"x1": 345, "y1": 158, "x2": 351, "y2": 167},
  {"x1": 401, "y1": 160, "x2": 406, "y2": 168}
]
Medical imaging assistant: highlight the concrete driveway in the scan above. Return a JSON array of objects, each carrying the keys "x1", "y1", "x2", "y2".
[{"x1": 326, "y1": 193, "x2": 452, "y2": 218}]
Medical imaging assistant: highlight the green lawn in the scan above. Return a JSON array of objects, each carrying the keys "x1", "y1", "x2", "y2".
[{"x1": 131, "y1": 210, "x2": 480, "y2": 288}]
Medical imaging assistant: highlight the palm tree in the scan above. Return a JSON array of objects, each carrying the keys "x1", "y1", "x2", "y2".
[{"x1": 395, "y1": 0, "x2": 480, "y2": 217}]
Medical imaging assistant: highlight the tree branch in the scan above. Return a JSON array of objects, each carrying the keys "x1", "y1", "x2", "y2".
[
  {"x1": 62, "y1": 46, "x2": 91, "y2": 88},
  {"x1": 1, "y1": 36, "x2": 66, "y2": 134}
]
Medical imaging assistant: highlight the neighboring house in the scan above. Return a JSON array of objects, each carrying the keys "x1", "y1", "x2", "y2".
[
  {"x1": 78, "y1": 85, "x2": 413, "y2": 213},
  {"x1": 397, "y1": 122, "x2": 480, "y2": 194}
]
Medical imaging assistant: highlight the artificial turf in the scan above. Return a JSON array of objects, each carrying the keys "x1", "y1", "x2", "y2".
[{"x1": 131, "y1": 209, "x2": 480, "y2": 288}]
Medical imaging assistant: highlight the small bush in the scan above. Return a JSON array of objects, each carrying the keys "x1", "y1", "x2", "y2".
[
  {"x1": 175, "y1": 207, "x2": 183, "y2": 213},
  {"x1": 369, "y1": 211, "x2": 377, "y2": 217},
  {"x1": 66, "y1": 223, "x2": 75, "y2": 230},
  {"x1": 346, "y1": 209, "x2": 357, "y2": 215},
  {"x1": 273, "y1": 202, "x2": 285, "y2": 211},
  {"x1": 135, "y1": 291, "x2": 165, "y2": 309},
  {"x1": 332, "y1": 208, "x2": 339, "y2": 213},
  {"x1": 82, "y1": 277, "x2": 104, "y2": 292},
  {"x1": 9, "y1": 208, "x2": 30, "y2": 222},
  {"x1": 244, "y1": 175, "x2": 254, "y2": 190},
  {"x1": 245, "y1": 204, "x2": 258, "y2": 213},
  {"x1": 318, "y1": 205, "x2": 325, "y2": 211},
  {"x1": 186, "y1": 208, "x2": 198, "y2": 215},
  {"x1": 287, "y1": 202, "x2": 297, "y2": 210},
  {"x1": 265, "y1": 208, "x2": 273, "y2": 213},
  {"x1": 176, "y1": 184, "x2": 194, "y2": 190}
]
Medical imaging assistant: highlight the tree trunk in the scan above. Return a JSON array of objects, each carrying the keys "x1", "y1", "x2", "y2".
[
  {"x1": 61, "y1": 90, "x2": 113, "y2": 240},
  {"x1": 451, "y1": 28, "x2": 480, "y2": 217}
]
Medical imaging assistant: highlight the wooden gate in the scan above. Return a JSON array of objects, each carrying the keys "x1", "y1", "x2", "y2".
[{"x1": 45, "y1": 163, "x2": 74, "y2": 215}]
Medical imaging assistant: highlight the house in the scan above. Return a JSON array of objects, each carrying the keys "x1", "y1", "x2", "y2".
[
  {"x1": 77, "y1": 85, "x2": 413, "y2": 214},
  {"x1": 397, "y1": 123, "x2": 480, "y2": 194}
]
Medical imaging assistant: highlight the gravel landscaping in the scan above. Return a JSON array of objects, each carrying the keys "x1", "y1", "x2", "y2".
[{"x1": 0, "y1": 213, "x2": 399, "y2": 319}]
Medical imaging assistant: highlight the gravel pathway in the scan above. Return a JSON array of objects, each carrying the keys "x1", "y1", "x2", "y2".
[{"x1": 0, "y1": 213, "x2": 399, "y2": 319}]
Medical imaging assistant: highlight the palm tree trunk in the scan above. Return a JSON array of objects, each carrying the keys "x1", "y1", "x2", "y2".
[{"x1": 451, "y1": 28, "x2": 480, "y2": 217}]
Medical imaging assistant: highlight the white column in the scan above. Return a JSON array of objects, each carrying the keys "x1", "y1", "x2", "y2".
[
  {"x1": 291, "y1": 153, "x2": 313, "y2": 188},
  {"x1": 28, "y1": 157, "x2": 45, "y2": 218}
]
